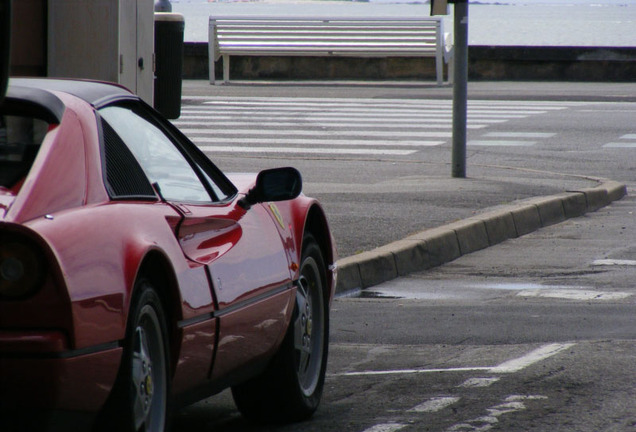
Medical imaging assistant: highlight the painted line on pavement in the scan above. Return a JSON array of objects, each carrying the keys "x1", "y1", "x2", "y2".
[
  {"x1": 603, "y1": 142, "x2": 636, "y2": 148},
  {"x1": 468, "y1": 140, "x2": 537, "y2": 147},
  {"x1": 199, "y1": 98, "x2": 571, "y2": 108},
  {"x1": 183, "y1": 109, "x2": 531, "y2": 119},
  {"x1": 341, "y1": 366, "x2": 492, "y2": 377},
  {"x1": 175, "y1": 120, "x2": 493, "y2": 129},
  {"x1": 187, "y1": 95, "x2": 582, "y2": 106},
  {"x1": 459, "y1": 377, "x2": 501, "y2": 388},
  {"x1": 350, "y1": 344, "x2": 572, "y2": 432},
  {"x1": 198, "y1": 105, "x2": 552, "y2": 115},
  {"x1": 592, "y1": 259, "x2": 636, "y2": 266},
  {"x1": 448, "y1": 395, "x2": 548, "y2": 432},
  {"x1": 195, "y1": 138, "x2": 445, "y2": 147},
  {"x1": 179, "y1": 108, "x2": 528, "y2": 119},
  {"x1": 489, "y1": 343, "x2": 575, "y2": 374},
  {"x1": 408, "y1": 397, "x2": 461, "y2": 413},
  {"x1": 198, "y1": 146, "x2": 417, "y2": 156},
  {"x1": 484, "y1": 132, "x2": 556, "y2": 138},
  {"x1": 338, "y1": 343, "x2": 575, "y2": 377},
  {"x1": 361, "y1": 423, "x2": 408, "y2": 432},
  {"x1": 517, "y1": 289, "x2": 631, "y2": 301},
  {"x1": 181, "y1": 128, "x2": 452, "y2": 139}
]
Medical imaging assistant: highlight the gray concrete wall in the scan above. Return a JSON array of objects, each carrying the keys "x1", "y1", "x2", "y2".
[{"x1": 183, "y1": 43, "x2": 636, "y2": 82}]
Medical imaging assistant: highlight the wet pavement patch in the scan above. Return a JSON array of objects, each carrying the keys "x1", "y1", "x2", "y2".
[{"x1": 351, "y1": 280, "x2": 631, "y2": 302}]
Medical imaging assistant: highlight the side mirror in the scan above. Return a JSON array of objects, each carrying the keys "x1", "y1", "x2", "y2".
[
  {"x1": 239, "y1": 167, "x2": 302, "y2": 210},
  {"x1": 0, "y1": 0, "x2": 10, "y2": 103}
]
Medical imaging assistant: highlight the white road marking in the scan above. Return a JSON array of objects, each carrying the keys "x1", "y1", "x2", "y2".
[
  {"x1": 194, "y1": 137, "x2": 445, "y2": 147},
  {"x1": 604, "y1": 142, "x2": 636, "y2": 148},
  {"x1": 517, "y1": 289, "x2": 631, "y2": 301},
  {"x1": 408, "y1": 397, "x2": 461, "y2": 413},
  {"x1": 592, "y1": 259, "x2": 636, "y2": 266},
  {"x1": 489, "y1": 343, "x2": 575, "y2": 374},
  {"x1": 178, "y1": 97, "x2": 580, "y2": 157},
  {"x1": 448, "y1": 395, "x2": 548, "y2": 432},
  {"x1": 459, "y1": 377, "x2": 500, "y2": 388},
  {"x1": 340, "y1": 344, "x2": 574, "y2": 432},
  {"x1": 187, "y1": 95, "x2": 582, "y2": 107},
  {"x1": 180, "y1": 109, "x2": 527, "y2": 119},
  {"x1": 361, "y1": 423, "x2": 408, "y2": 432},
  {"x1": 174, "y1": 120, "x2": 492, "y2": 129},
  {"x1": 180, "y1": 128, "x2": 452, "y2": 139},
  {"x1": 603, "y1": 132, "x2": 636, "y2": 148},
  {"x1": 338, "y1": 343, "x2": 575, "y2": 377},
  {"x1": 200, "y1": 98, "x2": 571, "y2": 109},
  {"x1": 198, "y1": 145, "x2": 417, "y2": 156},
  {"x1": 483, "y1": 132, "x2": 556, "y2": 138},
  {"x1": 197, "y1": 106, "x2": 550, "y2": 116},
  {"x1": 341, "y1": 366, "x2": 492, "y2": 377},
  {"x1": 468, "y1": 140, "x2": 536, "y2": 147}
]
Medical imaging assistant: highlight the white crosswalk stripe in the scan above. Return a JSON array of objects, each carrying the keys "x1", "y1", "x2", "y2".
[
  {"x1": 603, "y1": 133, "x2": 636, "y2": 148},
  {"x1": 174, "y1": 97, "x2": 575, "y2": 157}
]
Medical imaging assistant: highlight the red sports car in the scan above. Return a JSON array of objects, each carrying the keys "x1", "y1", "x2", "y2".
[{"x1": 0, "y1": 78, "x2": 337, "y2": 432}]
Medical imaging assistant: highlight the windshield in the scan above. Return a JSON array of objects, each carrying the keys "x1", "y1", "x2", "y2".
[{"x1": 0, "y1": 114, "x2": 49, "y2": 190}]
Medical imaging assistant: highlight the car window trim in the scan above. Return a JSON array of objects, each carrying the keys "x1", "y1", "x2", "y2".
[{"x1": 99, "y1": 100, "x2": 237, "y2": 204}]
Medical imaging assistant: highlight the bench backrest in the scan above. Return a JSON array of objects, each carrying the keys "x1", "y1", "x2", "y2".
[{"x1": 209, "y1": 16, "x2": 445, "y2": 60}]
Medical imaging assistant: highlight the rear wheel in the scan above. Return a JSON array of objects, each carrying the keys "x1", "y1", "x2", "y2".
[
  {"x1": 96, "y1": 281, "x2": 170, "y2": 432},
  {"x1": 232, "y1": 235, "x2": 329, "y2": 423}
]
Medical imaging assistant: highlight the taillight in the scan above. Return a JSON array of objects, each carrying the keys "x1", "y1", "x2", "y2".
[{"x1": 0, "y1": 235, "x2": 45, "y2": 299}]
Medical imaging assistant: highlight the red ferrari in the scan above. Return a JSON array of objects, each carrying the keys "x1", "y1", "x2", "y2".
[{"x1": 0, "y1": 78, "x2": 337, "y2": 431}]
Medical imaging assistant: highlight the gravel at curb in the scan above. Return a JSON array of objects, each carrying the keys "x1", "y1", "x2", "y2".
[{"x1": 334, "y1": 180, "x2": 627, "y2": 294}]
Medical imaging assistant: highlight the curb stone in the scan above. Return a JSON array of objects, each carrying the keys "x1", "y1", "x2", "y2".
[{"x1": 334, "y1": 180, "x2": 628, "y2": 295}]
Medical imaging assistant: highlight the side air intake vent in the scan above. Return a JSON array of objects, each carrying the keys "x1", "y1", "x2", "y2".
[{"x1": 101, "y1": 120, "x2": 156, "y2": 200}]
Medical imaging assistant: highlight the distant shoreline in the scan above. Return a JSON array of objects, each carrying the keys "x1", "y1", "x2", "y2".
[
  {"x1": 172, "y1": 0, "x2": 633, "y2": 5},
  {"x1": 173, "y1": 1, "x2": 636, "y2": 47}
]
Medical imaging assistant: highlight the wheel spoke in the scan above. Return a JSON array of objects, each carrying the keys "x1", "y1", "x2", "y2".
[
  {"x1": 294, "y1": 276, "x2": 309, "y2": 352},
  {"x1": 132, "y1": 325, "x2": 154, "y2": 430}
]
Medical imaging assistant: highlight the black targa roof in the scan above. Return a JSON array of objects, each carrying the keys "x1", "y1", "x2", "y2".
[{"x1": 2, "y1": 78, "x2": 138, "y2": 122}]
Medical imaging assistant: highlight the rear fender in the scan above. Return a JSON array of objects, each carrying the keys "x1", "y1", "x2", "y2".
[{"x1": 23, "y1": 202, "x2": 189, "y2": 349}]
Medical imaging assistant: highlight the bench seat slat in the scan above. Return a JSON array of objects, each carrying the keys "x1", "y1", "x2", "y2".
[
  {"x1": 218, "y1": 37, "x2": 440, "y2": 43},
  {"x1": 209, "y1": 16, "x2": 453, "y2": 85},
  {"x1": 220, "y1": 43, "x2": 440, "y2": 50},
  {"x1": 220, "y1": 48, "x2": 439, "y2": 54},
  {"x1": 219, "y1": 30, "x2": 440, "y2": 35}
]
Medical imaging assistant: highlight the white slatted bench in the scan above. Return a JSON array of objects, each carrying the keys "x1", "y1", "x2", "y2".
[{"x1": 208, "y1": 16, "x2": 453, "y2": 85}]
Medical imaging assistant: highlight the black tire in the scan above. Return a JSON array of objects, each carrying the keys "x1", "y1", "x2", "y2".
[
  {"x1": 232, "y1": 234, "x2": 329, "y2": 424},
  {"x1": 95, "y1": 280, "x2": 170, "y2": 432}
]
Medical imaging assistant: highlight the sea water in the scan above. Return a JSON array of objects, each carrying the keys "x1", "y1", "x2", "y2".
[{"x1": 171, "y1": 0, "x2": 636, "y2": 47}]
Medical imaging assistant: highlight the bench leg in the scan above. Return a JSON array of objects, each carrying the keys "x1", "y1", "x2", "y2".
[
  {"x1": 209, "y1": 55, "x2": 215, "y2": 85},
  {"x1": 208, "y1": 23, "x2": 216, "y2": 85},
  {"x1": 436, "y1": 54, "x2": 443, "y2": 86},
  {"x1": 223, "y1": 54, "x2": 230, "y2": 84}
]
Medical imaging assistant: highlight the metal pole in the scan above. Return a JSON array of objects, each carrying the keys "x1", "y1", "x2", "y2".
[{"x1": 452, "y1": 0, "x2": 468, "y2": 178}]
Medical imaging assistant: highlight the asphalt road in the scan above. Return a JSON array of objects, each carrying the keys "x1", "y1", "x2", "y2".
[
  {"x1": 172, "y1": 80, "x2": 636, "y2": 431},
  {"x1": 172, "y1": 183, "x2": 636, "y2": 432},
  {"x1": 179, "y1": 80, "x2": 635, "y2": 258}
]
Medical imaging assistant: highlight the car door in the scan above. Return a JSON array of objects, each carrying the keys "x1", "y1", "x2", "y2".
[{"x1": 98, "y1": 102, "x2": 295, "y2": 379}]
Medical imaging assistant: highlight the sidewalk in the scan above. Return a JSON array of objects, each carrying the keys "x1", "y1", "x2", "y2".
[
  {"x1": 183, "y1": 80, "x2": 636, "y2": 103},
  {"x1": 181, "y1": 80, "x2": 631, "y2": 293}
]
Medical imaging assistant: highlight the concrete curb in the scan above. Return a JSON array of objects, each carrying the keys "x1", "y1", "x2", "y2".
[{"x1": 334, "y1": 180, "x2": 627, "y2": 294}]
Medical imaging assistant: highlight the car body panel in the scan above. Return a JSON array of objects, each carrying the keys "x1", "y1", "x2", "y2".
[{"x1": 0, "y1": 78, "x2": 337, "y2": 426}]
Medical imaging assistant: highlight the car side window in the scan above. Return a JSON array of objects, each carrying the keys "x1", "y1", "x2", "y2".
[{"x1": 99, "y1": 105, "x2": 214, "y2": 203}]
